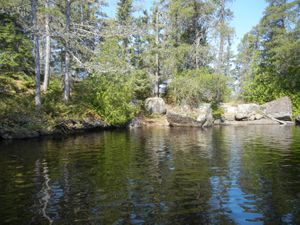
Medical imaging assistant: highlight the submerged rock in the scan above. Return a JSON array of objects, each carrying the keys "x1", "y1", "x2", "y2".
[
  {"x1": 262, "y1": 96, "x2": 292, "y2": 121},
  {"x1": 145, "y1": 97, "x2": 167, "y2": 115}
]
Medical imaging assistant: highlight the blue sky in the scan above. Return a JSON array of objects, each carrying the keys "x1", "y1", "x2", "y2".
[
  {"x1": 103, "y1": 0, "x2": 268, "y2": 52},
  {"x1": 229, "y1": 0, "x2": 267, "y2": 51}
]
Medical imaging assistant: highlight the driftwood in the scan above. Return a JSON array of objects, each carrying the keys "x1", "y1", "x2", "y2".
[{"x1": 263, "y1": 113, "x2": 290, "y2": 125}]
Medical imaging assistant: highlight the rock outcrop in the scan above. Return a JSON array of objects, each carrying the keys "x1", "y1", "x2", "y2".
[
  {"x1": 145, "y1": 97, "x2": 167, "y2": 115},
  {"x1": 235, "y1": 103, "x2": 262, "y2": 121},
  {"x1": 167, "y1": 105, "x2": 212, "y2": 128},
  {"x1": 53, "y1": 119, "x2": 108, "y2": 138},
  {"x1": 262, "y1": 96, "x2": 292, "y2": 121}
]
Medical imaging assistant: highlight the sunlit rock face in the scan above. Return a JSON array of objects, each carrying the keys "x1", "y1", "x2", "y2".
[
  {"x1": 235, "y1": 103, "x2": 262, "y2": 121},
  {"x1": 262, "y1": 96, "x2": 293, "y2": 121},
  {"x1": 144, "y1": 97, "x2": 167, "y2": 115}
]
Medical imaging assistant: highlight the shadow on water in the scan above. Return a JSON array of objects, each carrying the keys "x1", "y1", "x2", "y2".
[{"x1": 0, "y1": 126, "x2": 300, "y2": 224}]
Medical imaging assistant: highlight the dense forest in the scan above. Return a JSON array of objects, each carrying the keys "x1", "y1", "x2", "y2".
[{"x1": 0, "y1": 0, "x2": 299, "y2": 129}]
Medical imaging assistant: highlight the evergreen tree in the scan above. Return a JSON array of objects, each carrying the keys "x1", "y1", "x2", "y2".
[
  {"x1": 239, "y1": 0, "x2": 300, "y2": 114},
  {"x1": 117, "y1": 0, "x2": 133, "y2": 25}
]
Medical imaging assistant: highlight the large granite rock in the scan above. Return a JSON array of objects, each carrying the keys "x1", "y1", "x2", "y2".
[
  {"x1": 167, "y1": 106, "x2": 201, "y2": 127},
  {"x1": 167, "y1": 105, "x2": 212, "y2": 127},
  {"x1": 145, "y1": 97, "x2": 167, "y2": 115},
  {"x1": 262, "y1": 96, "x2": 292, "y2": 121},
  {"x1": 235, "y1": 103, "x2": 263, "y2": 121}
]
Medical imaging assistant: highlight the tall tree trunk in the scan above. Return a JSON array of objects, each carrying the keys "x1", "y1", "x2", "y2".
[
  {"x1": 217, "y1": 0, "x2": 225, "y2": 74},
  {"x1": 195, "y1": 31, "x2": 200, "y2": 69},
  {"x1": 155, "y1": 8, "x2": 160, "y2": 97},
  {"x1": 31, "y1": 0, "x2": 41, "y2": 107},
  {"x1": 64, "y1": 0, "x2": 71, "y2": 102},
  {"x1": 43, "y1": 0, "x2": 51, "y2": 92},
  {"x1": 216, "y1": 0, "x2": 225, "y2": 103}
]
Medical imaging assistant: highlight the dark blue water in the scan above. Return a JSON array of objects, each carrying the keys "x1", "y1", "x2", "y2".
[{"x1": 0, "y1": 126, "x2": 300, "y2": 225}]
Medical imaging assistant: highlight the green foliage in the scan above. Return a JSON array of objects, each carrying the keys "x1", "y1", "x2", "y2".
[
  {"x1": 73, "y1": 73, "x2": 142, "y2": 125},
  {"x1": 0, "y1": 13, "x2": 33, "y2": 74},
  {"x1": 212, "y1": 102, "x2": 225, "y2": 120},
  {"x1": 117, "y1": 0, "x2": 133, "y2": 25},
  {"x1": 167, "y1": 69, "x2": 230, "y2": 107},
  {"x1": 129, "y1": 70, "x2": 153, "y2": 101}
]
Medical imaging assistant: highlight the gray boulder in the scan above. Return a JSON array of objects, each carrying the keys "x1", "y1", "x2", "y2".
[
  {"x1": 145, "y1": 97, "x2": 167, "y2": 115},
  {"x1": 262, "y1": 96, "x2": 292, "y2": 121}
]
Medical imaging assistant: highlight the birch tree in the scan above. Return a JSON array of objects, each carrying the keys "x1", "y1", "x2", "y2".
[{"x1": 31, "y1": 0, "x2": 41, "y2": 107}]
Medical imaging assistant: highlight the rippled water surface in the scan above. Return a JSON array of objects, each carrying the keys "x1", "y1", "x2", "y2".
[{"x1": 1, "y1": 126, "x2": 300, "y2": 225}]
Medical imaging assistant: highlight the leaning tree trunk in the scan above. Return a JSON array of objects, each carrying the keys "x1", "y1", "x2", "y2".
[
  {"x1": 43, "y1": 0, "x2": 51, "y2": 92},
  {"x1": 64, "y1": 0, "x2": 71, "y2": 102},
  {"x1": 31, "y1": 0, "x2": 41, "y2": 107}
]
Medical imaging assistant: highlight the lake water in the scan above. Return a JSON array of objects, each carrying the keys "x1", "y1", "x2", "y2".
[{"x1": 0, "y1": 126, "x2": 300, "y2": 225}]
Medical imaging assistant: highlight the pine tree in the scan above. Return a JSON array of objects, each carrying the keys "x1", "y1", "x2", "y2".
[{"x1": 117, "y1": 0, "x2": 133, "y2": 25}]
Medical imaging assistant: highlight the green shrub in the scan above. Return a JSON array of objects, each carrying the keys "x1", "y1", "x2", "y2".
[
  {"x1": 167, "y1": 69, "x2": 230, "y2": 107},
  {"x1": 73, "y1": 73, "x2": 141, "y2": 125},
  {"x1": 212, "y1": 102, "x2": 225, "y2": 119},
  {"x1": 129, "y1": 70, "x2": 153, "y2": 101}
]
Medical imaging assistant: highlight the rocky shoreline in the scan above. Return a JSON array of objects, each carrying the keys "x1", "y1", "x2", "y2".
[
  {"x1": 1, "y1": 96, "x2": 299, "y2": 140},
  {"x1": 0, "y1": 117, "x2": 114, "y2": 140},
  {"x1": 130, "y1": 96, "x2": 297, "y2": 128}
]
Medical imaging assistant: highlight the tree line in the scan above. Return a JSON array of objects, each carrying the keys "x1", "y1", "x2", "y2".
[
  {"x1": 236, "y1": 0, "x2": 300, "y2": 115},
  {"x1": 1, "y1": 0, "x2": 299, "y2": 124},
  {"x1": 0, "y1": 0, "x2": 233, "y2": 105}
]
